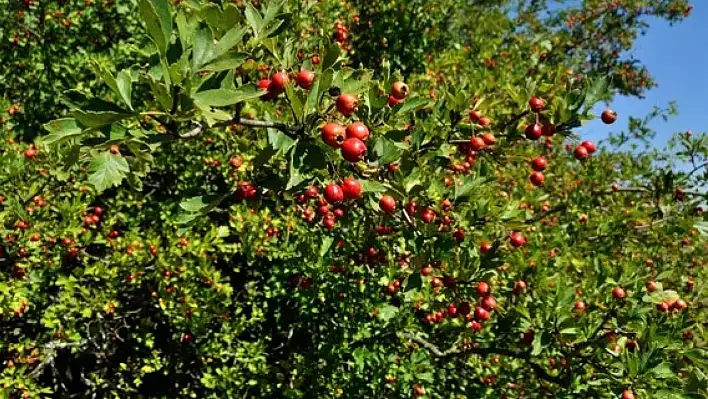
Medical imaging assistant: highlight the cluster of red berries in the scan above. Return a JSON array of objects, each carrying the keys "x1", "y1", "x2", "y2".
[
  {"x1": 297, "y1": 178, "x2": 363, "y2": 229},
  {"x1": 333, "y1": 20, "x2": 349, "y2": 43},
  {"x1": 83, "y1": 205, "x2": 104, "y2": 227},
  {"x1": 234, "y1": 181, "x2": 258, "y2": 201}
]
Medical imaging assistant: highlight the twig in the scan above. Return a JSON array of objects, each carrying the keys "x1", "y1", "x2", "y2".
[{"x1": 398, "y1": 332, "x2": 568, "y2": 386}]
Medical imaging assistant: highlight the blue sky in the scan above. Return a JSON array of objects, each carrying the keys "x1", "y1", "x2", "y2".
[{"x1": 580, "y1": 4, "x2": 708, "y2": 150}]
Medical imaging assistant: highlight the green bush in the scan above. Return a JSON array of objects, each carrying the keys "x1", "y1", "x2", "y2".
[{"x1": 0, "y1": 1, "x2": 705, "y2": 398}]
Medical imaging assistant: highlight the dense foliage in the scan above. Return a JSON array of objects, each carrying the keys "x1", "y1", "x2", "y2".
[{"x1": 1, "y1": 1, "x2": 706, "y2": 398}]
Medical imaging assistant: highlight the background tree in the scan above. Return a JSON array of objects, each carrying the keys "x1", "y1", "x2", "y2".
[{"x1": 0, "y1": 1, "x2": 706, "y2": 398}]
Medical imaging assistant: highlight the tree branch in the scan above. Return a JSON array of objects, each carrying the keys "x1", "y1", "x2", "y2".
[{"x1": 398, "y1": 332, "x2": 568, "y2": 386}]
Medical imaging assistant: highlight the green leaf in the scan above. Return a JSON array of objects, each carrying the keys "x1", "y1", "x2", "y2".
[
  {"x1": 455, "y1": 176, "x2": 486, "y2": 200},
  {"x1": 268, "y1": 129, "x2": 295, "y2": 156},
  {"x1": 395, "y1": 98, "x2": 430, "y2": 115},
  {"x1": 193, "y1": 27, "x2": 214, "y2": 69},
  {"x1": 305, "y1": 70, "x2": 332, "y2": 116},
  {"x1": 582, "y1": 78, "x2": 609, "y2": 111},
  {"x1": 179, "y1": 194, "x2": 224, "y2": 213},
  {"x1": 319, "y1": 236, "x2": 334, "y2": 258},
  {"x1": 651, "y1": 362, "x2": 676, "y2": 379},
  {"x1": 41, "y1": 118, "x2": 84, "y2": 145},
  {"x1": 176, "y1": 10, "x2": 196, "y2": 48},
  {"x1": 192, "y1": 84, "x2": 265, "y2": 107},
  {"x1": 71, "y1": 111, "x2": 133, "y2": 129},
  {"x1": 146, "y1": 76, "x2": 172, "y2": 111},
  {"x1": 373, "y1": 137, "x2": 404, "y2": 164},
  {"x1": 321, "y1": 43, "x2": 341, "y2": 71},
  {"x1": 377, "y1": 304, "x2": 399, "y2": 322},
  {"x1": 88, "y1": 153, "x2": 130, "y2": 192},
  {"x1": 138, "y1": 0, "x2": 172, "y2": 56},
  {"x1": 285, "y1": 85, "x2": 305, "y2": 122},
  {"x1": 116, "y1": 70, "x2": 133, "y2": 110},
  {"x1": 214, "y1": 25, "x2": 248, "y2": 57},
  {"x1": 244, "y1": 3, "x2": 263, "y2": 37},
  {"x1": 200, "y1": 52, "x2": 248, "y2": 72},
  {"x1": 361, "y1": 180, "x2": 388, "y2": 193}
]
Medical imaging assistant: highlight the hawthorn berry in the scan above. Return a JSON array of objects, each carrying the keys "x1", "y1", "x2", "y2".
[
  {"x1": 295, "y1": 69, "x2": 315, "y2": 90},
  {"x1": 470, "y1": 136, "x2": 486, "y2": 151},
  {"x1": 336, "y1": 94, "x2": 357, "y2": 115},
  {"x1": 379, "y1": 195, "x2": 396, "y2": 214},
  {"x1": 270, "y1": 72, "x2": 289, "y2": 91},
  {"x1": 390, "y1": 81, "x2": 409, "y2": 100},
  {"x1": 574, "y1": 145, "x2": 589, "y2": 161},
  {"x1": 321, "y1": 123, "x2": 346, "y2": 148},
  {"x1": 345, "y1": 122, "x2": 370, "y2": 141},
  {"x1": 529, "y1": 171, "x2": 545, "y2": 186},
  {"x1": 525, "y1": 124, "x2": 542, "y2": 140},
  {"x1": 324, "y1": 183, "x2": 344, "y2": 204},
  {"x1": 341, "y1": 177, "x2": 362, "y2": 199},
  {"x1": 601, "y1": 109, "x2": 617, "y2": 124},
  {"x1": 529, "y1": 96, "x2": 546, "y2": 112},
  {"x1": 531, "y1": 156, "x2": 547, "y2": 171},
  {"x1": 581, "y1": 140, "x2": 597, "y2": 154},
  {"x1": 341, "y1": 138, "x2": 367, "y2": 162}
]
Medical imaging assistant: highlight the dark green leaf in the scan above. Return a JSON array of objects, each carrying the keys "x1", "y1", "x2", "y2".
[
  {"x1": 41, "y1": 118, "x2": 84, "y2": 145},
  {"x1": 88, "y1": 153, "x2": 130, "y2": 192},
  {"x1": 192, "y1": 84, "x2": 264, "y2": 107},
  {"x1": 200, "y1": 52, "x2": 248, "y2": 72},
  {"x1": 138, "y1": 0, "x2": 172, "y2": 56}
]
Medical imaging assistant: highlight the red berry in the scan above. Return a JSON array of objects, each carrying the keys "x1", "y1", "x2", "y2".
[
  {"x1": 581, "y1": 140, "x2": 596, "y2": 154},
  {"x1": 469, "y1": 110, "x2": 482, "y2": 122},
  {"x1": 312, "y1": 55, "x2": 321, "y2": 64},
  {"x1": 391, "y1": 82, "x2": 409, "y2": 100},
  {"x1": 321, "y1": 123, "x2": 345, "y2": 148},
  {"x1": 387, "y1": 95, "x2": 404, "y2": 107},
  {"x1": 270, "y1": 72, "x2": 289, "y2": 91},
  {"x1": 421, "y1": 266, "x2": 433, "y2": 276},
  {"x1": 24, "y1": 148, "x2": 37, "y2": 159},
  {"x1": 341, "y1": 177, "x2": 363, "y2": 199},
  {"x1": 574, "y1": 301, "x2": 587, "y2": 312},
  {"x1": 542, "y1": 123, "x2": 556, "y2": 136},
  {"x1": 525, "y1": 124, "x2": 542, "y2": 140},
  {"x1": 470, "y1": 320, "x2": 483, "y2": 332},
  {"x1": 529, "y1": 96, "x2": 546, "y2": 112},
  {"x1": 345, "y1": 122, "x2": 370, "y2": 141},
  {"x1": 513, "y1": 280, "x2": 527, "y2": 294},
  {"x1": 453, "y1": 228, "x2": 465, "y2": 242},
  {"x1": 621, "y1": 390, "x2": 635, "y2": 399},
  {"x1": 645, "y1": 281, "x2": 657, "y2": 292},
  {"x1": 474, "y1": 306, "x2": 490, "y2": 321},
  {"x1": 529, "y1": 171, "x2": 545, "y2": 186},
  {"x1": 673, "y1": 299, "x2": 688, "y2": 311},
  {"x1": 306, "y1": 185, "x2": 319, "y2": 198},
  {"x1": 296, "y1": 69, "x2": 315, "y2": 90},
  {"x1": 531, "y1": 156, "x2": 547, "y2": 171},
  {"x1": 470, "y1": 136, "x2": 486, "y2": 151},
  {"x1": 447, "y1": 304, "x2": 457, "y2": 317},
  {"x1": 574, "y1": 145, "x2": 589, "y2": 161},
  {"x1": 336, "y1": 94, "x2": 357, "y2": 115},
  {"x1": 510, "y1": 232, "x2": 526, "y2": 247},
  {"x1": 324, "y1": 183, "x2": 344, "y2": 204},
  {"x1": 480, "y1": 241, "x2": 492, "y2": 253},
  {"x1": 601, "y1": 109, "x2": 617, "y2": 124},
  {"x1": 612, "y1": 287, "x2": 626, "y2": 300},
  {"x1": 476, "y1": 282, "x2": 490, "y2": 296},
  {"x1": 480, "y1": 295, "x2": 497, "y2": 311},
  {"x1": 656, "y1": 302, "x2": 669, "y2": 312},
  {"x1": 478, "y1": 116, "x2": 491, "y2": 127},
  {"x1": 341, "y1": 138, "x2": 367, "y2": 162},
  {"x1": 420, "y1": 208, "x2": 435, "y2": 223},
  {"x1": 323, "y1": 217, "x2": 336, "y2": 229},
  {"x1": 257, "y1": 79, "x2": 271, "y2": 91},
  {"x1": 379, "y1": 195, "x2": 396, "y2": 214},
  {"x1": 481, "y1": 133, "x2": 496, "y2": 145}
]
